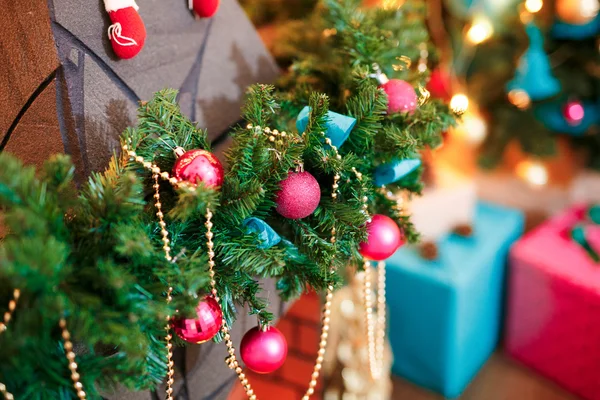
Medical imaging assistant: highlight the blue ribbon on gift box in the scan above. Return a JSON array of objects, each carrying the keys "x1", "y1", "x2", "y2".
[
  {"x1": 243, "y1": 217, "x2": 281, "y2": 249},
  {"x1": 570, "y1": 204, "x2": 600, "y2": 263},
  {"x1": 296, "y1": 106, "x2": 356, "y2": 148}
]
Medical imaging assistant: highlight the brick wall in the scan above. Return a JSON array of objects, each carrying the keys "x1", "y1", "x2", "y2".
[{"x1": 228, "y1": 292, "x2": 324, "y2": 400}]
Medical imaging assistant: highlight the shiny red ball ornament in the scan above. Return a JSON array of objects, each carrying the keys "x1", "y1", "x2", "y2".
[
  {"x1": 104, "y1": 0, "x2": 146, "y2": 60},
  {"x1": 240, "y1": 326, "x2": 288, "y2": 374},
  {"x1": 427, "y1": 68, "x2": 452, "y2": 101},
  {"x1": 275, "y1": 171, "x2": 321, "y2": 219},
  {"x1": 173, "y1": 149, "x2": 224, "y2": 188},
  {"x1": 172, "y1": 296, "x2": 223, "y2": 344},
  {"x1": 191, "y1": 0, "x2": 220, "y2": 18},
  {"x1": 563, "y1": 99, "x2": 585, "y2": 126},
  {"x1": 380, "y1": 79, "x2": 418, "y2": 114},
  {"x1": 359, "y1": 214, "x2": 405, "y2": 261}
]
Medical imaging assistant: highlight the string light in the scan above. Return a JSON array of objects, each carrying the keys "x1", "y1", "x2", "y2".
[
  {"x1": 524, "y1": 0, "x2": 543, "y2": 13},
  {"x1": 467, "y1": 16, "x2": 494, "y2": 45},
  {"x1": 462, "y1": 113, "x2": 488, "y2": 144},
  {"x1": 508, "y1": 89, "x2": 531, "y2": 110},
  {"x1": 322, "y1": 28, "x2": 337, "y2": 38},
  {"x1": 382, "y1": 0, "x2": 405, "y2": 9},
  {"x1": 450, "y1": 93, "x2": 469, "y2": 115},
  {"x1": 516, "y1": 160, "x2": 548, "y2": 186}
]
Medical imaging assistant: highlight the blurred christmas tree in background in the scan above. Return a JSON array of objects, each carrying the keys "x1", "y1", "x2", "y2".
[{"x1": 435, "y1": 0, "x2": 599, "y2": 174}]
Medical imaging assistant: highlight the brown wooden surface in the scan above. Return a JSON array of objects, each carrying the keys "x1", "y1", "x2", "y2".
[
  {"x1": 3, "y1": 81, "x2": 64, "y2": 170},
  {"x1": 0, "y1": 0, "x2": 59, "y2": 138},
  {"x1": 392, "y1": 353, "x2": 579, "y2": 400}
]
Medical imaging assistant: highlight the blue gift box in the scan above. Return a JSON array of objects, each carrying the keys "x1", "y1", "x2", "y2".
[{"x1": 386, "y1": 202, "x2": 524, "y2": 398}]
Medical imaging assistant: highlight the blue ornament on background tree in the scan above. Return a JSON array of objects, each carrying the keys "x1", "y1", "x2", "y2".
[
  {"x1": 506, "y1": 23, "x2": 561, "y2": 101},
  {"x1": 296, "y1": 106, "x2": 356, "y2": 148},
  {"x1": 552, "y1": 14, "x2": 600, "y2": 39},
  {"x1": 533, "y1": 99, "x2": 598, "y2": 136}
]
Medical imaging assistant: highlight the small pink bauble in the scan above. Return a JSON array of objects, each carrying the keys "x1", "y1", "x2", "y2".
[
  {"x1": 240, "y1": 326, "x2": 288, "y2": 374},
  {"x1": 427, "y1": 68, "x2": 452, "y2": 101},
  {"x1": 380, "y1": 79, "x2": 418, "y2": 114},
  {"x1": 563, "y1": 100, "x2": 585, "y2": 126},
  {"x1": 172, "y1": 296, "x2": 223, "y2": 344},
  {"x1": 359, "y1": 214, "x2": 405, "y2": 261},
  {"x1": 275, "y1": 171, "x2": 321, "y2": 219},
  {"x1": 173, "y1": 149, "x2": 224, "y2": 188}
]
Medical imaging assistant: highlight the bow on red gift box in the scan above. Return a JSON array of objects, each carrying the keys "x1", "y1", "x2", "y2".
[{"x1": 570, "y1": 204, "x2": 600, "y2": 263}]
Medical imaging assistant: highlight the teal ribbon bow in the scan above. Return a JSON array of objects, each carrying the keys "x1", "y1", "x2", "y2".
[
  {"x1": 374, "y1": 158, "x2": 422, "y2": 187},
  {"x1": 243, "y1": 217, "x2": 281, "y2": 249},
  {"x1": 296, "y1": 106, "x2": 356, "y2": 148},
  {"x1": 570, "y1": 204, "x2": 600, "y2": 263}
]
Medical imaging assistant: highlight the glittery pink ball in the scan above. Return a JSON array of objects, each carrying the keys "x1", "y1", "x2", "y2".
[
  {"x1": 275, "y1": 171, "x2": 321, "y2": 219},
  {"x1": 359, "y1": 214, "x2": 405, "y2": 261},
  {"x1": 563, "y1": 100, "x2": 585, "y2": 126},
  {"x1": 240, "y1": 326, "x2": 288, "y2": 374},
  {"x1": 172, "y1": 296, "x2": 223, "y2": 344},
  {"x1": 380, "y1": 79, "x2": 418, "y2": 114}
]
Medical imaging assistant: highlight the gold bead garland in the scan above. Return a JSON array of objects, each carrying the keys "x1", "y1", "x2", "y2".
[
  {"x1": 216, "y1": 126, "x2": 341, "y2": 399},
  {"x1": 354, "y1": 169, "x2": 387, "y2": 381},
  {"x1": 124, "y1": 144, "x2": 181, "y2": 400},
  {"x1": 1, "y1": 285, "x2": 87, "y2": 399},
  {"x1": 0, "y1": 289, "x2": 19, "y2": 400},
  {"x1": 0, "y1": 289, "x2": 19, "y2": 333},
  {"x1": 123, "y1": 125, "x2": 388, "y2": 399},
  {"x1": 59, "y1": 318, "x2": 87, "y2": 399},
  {"x1": 153, "y1": 172, "x2": 176, "y2": 400},
  {"x1": 0, "y1": 383, "x2": 13, "y2": 400}
]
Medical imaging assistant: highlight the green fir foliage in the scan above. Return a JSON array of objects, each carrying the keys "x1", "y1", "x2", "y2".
[{"x1": 0, "y1": 0, "x2": 456, "y2": 397}]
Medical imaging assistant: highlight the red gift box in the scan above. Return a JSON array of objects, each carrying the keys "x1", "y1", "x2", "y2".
[{"x1": 506, "y1": 204, "x2": 600, "y2": 400}]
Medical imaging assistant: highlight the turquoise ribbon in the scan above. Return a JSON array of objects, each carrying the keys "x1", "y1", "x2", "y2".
[
  {"x1": 296, "y1": 106, "x2": 356, "y2": 148},
  {"x1": 570, "y1": 205, "x2": 600, "y2": 263},
  {"x1": 374, "y1": 158, "x2": 421, "y2": 187},
  {"x1": 243, "y1": 217, "x2": 281, "y2": 249}
]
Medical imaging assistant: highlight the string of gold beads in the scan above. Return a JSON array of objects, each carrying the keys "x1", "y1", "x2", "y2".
[
  {"x1": 126, "y1": 143, "x2": 181, "y2": 400},
  {"x1": 354, "y1": 169, "x2": 386, "y2": 381},
  {"x1": 0, "y1": 383, "x2": 14, "y2": 400},
  {"x1": 59, "y1": 318, "x2": 87, "y2": 399},
  {"x1": 151, "y1": 171, "x2": 176, "y2": 400},
  {"x1": 219, "y1": 131, "x2": 345, "y2": 399},
  {"x1": 0, "y1": 289, "x2": 19, "y2": 333},
  {"x1": 0, "y1": 289, "x2": 20, "y2": 400},
  {"x1": 122, "y1": 144, "x2": 182, "y2": 188}
]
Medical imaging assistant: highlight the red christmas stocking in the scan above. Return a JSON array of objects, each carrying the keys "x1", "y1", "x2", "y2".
[
  {"x1": 105, "y1": 0, "x2": 146, "y2": 59},
  {"x1": 189, "y1": 0, "x2": 220, "y2": 18}
]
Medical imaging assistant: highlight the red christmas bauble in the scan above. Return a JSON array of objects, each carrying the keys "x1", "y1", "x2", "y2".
[
  {"x1": 275, "y1": 171, "x2": 321, "y2": 219},
  {"x1": 380, "y1": 79, "x2": 418, "y2": 114},
  {"x1": 106, "y1": 1, "x2": 146, "y2": 60},
  {"x1": 172, "y1": 296, "x2": 223, "y2": 344},
  {"x1": 173, "y1": 149, "x2": 224, "y2": 188},
  {"x1": 240, "y1": 326, "x2": 288, "y2": 374},
  {"x1": 427, "y1": 68, "x2": 452, "y2": 101},
  {"x1": 563, "y1": 100, "x2": 585, "y2": 126},
  {"x1": 192, "y1": 0, "x2": 220, "y2": 17},
  {"x1": 359, "y1": 214, "x2": 404, "y2": 261}
]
